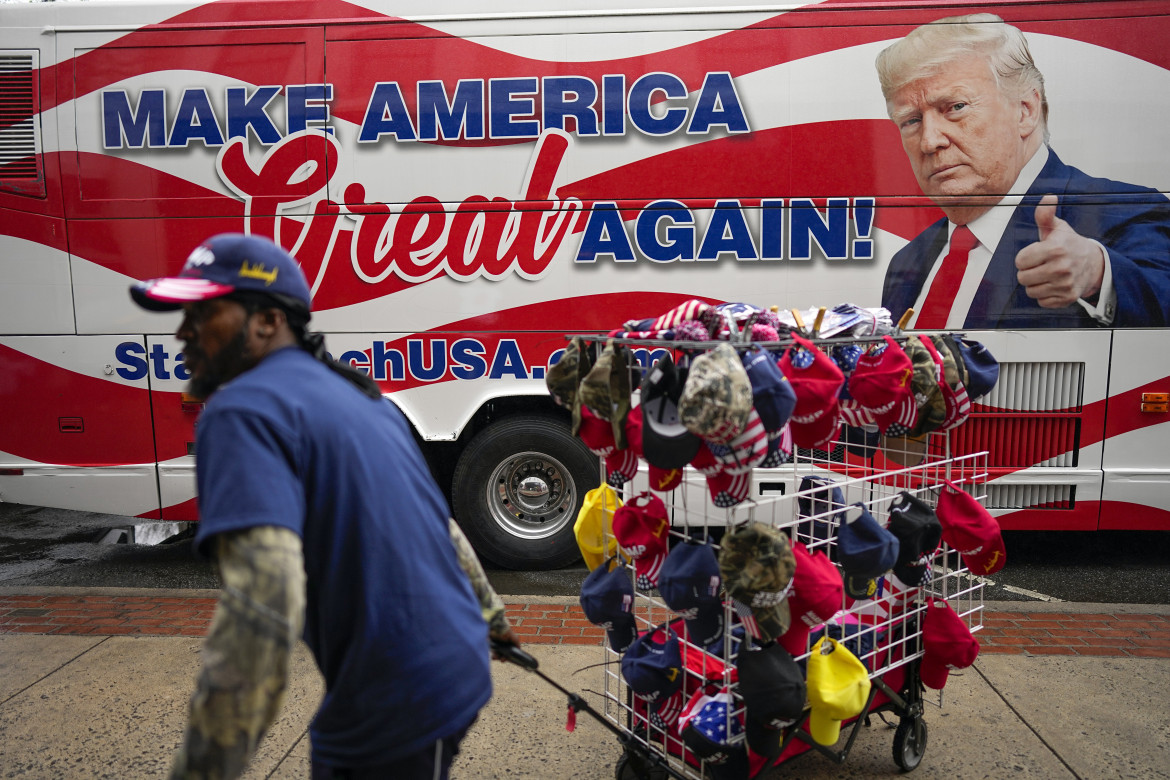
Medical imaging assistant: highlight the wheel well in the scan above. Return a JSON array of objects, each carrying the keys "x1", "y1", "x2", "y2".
[{"x1": 418, "y1": 395, "x2": 568, "y2": 503}]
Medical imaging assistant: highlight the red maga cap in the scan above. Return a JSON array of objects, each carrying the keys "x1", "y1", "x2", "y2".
[
  {"x1": 921, "y1": 598, "x2": 980, "y2": 690},
  {"x1": 937, "y1": 481, "x2": 1006, "y2": 576}
]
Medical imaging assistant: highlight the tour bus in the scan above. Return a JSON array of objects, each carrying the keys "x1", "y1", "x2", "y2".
[{"x1": 2, "y1": 0, "x2": 1168, "y2": 570}]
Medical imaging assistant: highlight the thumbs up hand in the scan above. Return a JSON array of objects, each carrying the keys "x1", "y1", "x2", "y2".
[{"x1": 1014, "y1": 194, "x2": 1106, "y2": 308}]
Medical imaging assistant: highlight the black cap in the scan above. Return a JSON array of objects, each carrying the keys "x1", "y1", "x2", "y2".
[
  {"x1": 640, "y1": 354, "x2": 702, "y2": 469},
  {"x1": 887, "y1": 492, "x2": 942, "y2": 587},
  {"x1": 736, "y1": 642, "x2": 806, "y2": 758}
]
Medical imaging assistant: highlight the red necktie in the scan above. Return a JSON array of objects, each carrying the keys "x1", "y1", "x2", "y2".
[{"x1": 916, "y1": 225, "x2": 978, "y2": 329}]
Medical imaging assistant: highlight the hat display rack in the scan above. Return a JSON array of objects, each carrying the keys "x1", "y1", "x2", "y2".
[{"x1": 553, "y1": 300, "x2": 1001, "y2": 779}]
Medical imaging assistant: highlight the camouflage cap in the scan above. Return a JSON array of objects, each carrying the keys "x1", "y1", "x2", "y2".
[
  {"x1": 903, "y1": 335, "x2": 946, "y2": 438},
  {"x1": 678, "y1": 343, "x2": 753, "y2": 444},
  {"x1": 578, "y1": 340, "x2": 634, "y2": 449},
  {"x1": 937, "y1": 334, "x2": 969, "y2": 389},
  {"x1": 546, "y1": 337, "x2": 595, "y2": 436},
  {"x1": 718, "y1": 522, "x2": 796, "y2": 642}
]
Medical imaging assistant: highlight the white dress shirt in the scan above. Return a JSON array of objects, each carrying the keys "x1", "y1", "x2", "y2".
[{"x1": 909, "y1": 146, "x2": 1116, "y2": 328}]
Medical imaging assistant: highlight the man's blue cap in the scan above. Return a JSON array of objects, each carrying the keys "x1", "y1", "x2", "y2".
[
  {"x1": 130, "y1": 233, "x2": 312, "y2": 312},
  {"x1": 954, "y1": 337, "x2": 999, "y2": 400},
  {"x1": 579, "y1": 559, "x2": 638, "y2": 652},
  {"x1": 740, "y1": 345, "x2": 796, "y2": 433},
  {"x1": 837, "y1": 503, "x2": 900, "y2": 579},
  {"x1": 621, "y1": 626, "x2": 684, "y2": 704},
  {"x1": 658, "y1": 541, "x2": 724, "y2": 649}
]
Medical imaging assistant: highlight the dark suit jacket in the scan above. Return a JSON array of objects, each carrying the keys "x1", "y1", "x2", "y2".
[{"x1": 882, "y1": 150, "x2": 1170, "y2": 328}]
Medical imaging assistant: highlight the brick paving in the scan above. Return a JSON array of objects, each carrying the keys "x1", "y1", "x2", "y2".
[{"x1": 1, "y1": 593, "x2": 1168, "y2": 658}]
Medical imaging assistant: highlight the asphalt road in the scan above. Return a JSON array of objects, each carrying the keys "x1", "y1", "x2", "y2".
[{"x1": 1, "y1": 502, "x2": 1169, "y2": 603}]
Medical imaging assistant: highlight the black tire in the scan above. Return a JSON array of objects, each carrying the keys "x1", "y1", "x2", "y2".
[
  {"x1": 893, "y1": 716, "x2": 928, "y2": 772},
  {"x1": 452, "y1": 415, "x2": 599, "y2": 570}
]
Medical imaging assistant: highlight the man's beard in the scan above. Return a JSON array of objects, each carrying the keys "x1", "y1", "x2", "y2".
[{"x1": 185, "y1": 326, "x2": 256, "y2": 401}]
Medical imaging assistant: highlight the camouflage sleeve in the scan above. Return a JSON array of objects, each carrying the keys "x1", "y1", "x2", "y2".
[
  {"x1": 448, "y1": 518, "x2": 511, "y2": 639},
  {"x1": 170, "y1": 526, "x2": 306, "y2": 780}
]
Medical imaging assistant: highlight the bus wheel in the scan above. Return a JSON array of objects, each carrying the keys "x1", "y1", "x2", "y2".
[{"x1": 452, "y1": 415, "x2": 599, "y2": 570}]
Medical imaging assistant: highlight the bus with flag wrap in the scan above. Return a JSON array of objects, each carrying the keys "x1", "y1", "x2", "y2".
[{"x1": 2, "y1": 0, "x2": 1169, "y2": 569}]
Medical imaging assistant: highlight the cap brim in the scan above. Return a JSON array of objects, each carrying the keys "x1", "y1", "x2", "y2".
[
  {"x1": 647, "y1": 465, "x2": 683, "y2": 492},
  {"x1": 807, "y1": 709, "x2": 842, "y2": 746},
  {"x1": 642, "y1": 400, "x2": 703, "y2": 469},
  {"x1": 633, "y1": 552, "x2": 668, "y2": 590},
  {"x1": 606, "y1": 612, "x2": 639, "y2": 653},
  {"x1": 744, "y1": 717, "x2": 783, "y2": 759},
  {"x1": 843, "y1": 573, "x2": 879, "y2": 601},
  {"x1": 683, "y1": 606, "x2": 725, "y2": 649},
  {"x1": 790, "y1": 406, "x2": 841, "y2": 450},
  {"x1": 964, "y1": 533, "x2": 1007, "y2": 575},
  {"x1": 130, "y1": 277, "x2": 235, "y2": 311}
]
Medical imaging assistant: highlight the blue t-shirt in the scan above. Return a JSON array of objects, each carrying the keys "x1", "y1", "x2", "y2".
[{"x1": 193, "y1": 347, "x2": 491, "y2": 767}]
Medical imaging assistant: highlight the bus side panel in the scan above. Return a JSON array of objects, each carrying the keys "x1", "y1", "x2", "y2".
[
  {"x1": 0, "y1": 215, "x2": 73, "y2": 335},
  {"x1": 1099, "y1": 330, "x2": 1170, "y2": 530},
  {"x1": 0, "y1": 336, "x2": 162, "y2": 516}
]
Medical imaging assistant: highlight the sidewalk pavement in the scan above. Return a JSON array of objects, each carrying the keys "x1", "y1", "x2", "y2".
[{"x1": 2, "y1": 589, "x2": 1169, "y2": 779}]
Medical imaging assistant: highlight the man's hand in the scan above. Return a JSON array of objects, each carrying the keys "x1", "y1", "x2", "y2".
[
  {"x1": 489, "y1": 626, "x2": 522, "y2": 661},
  {"x1": 1015, "y1": 194, "x2": 1106, "y2": 308}
]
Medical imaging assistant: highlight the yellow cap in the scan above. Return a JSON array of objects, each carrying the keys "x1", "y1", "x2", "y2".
[
  {"x1": 574, "y1": 484, "x2": 622, "y2": 570},
  {"x1": 806, "y1": 636, "x2": 872, "y2": 745}
]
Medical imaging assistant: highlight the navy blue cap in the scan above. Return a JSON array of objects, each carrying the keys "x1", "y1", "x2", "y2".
[
  {"x1": 955, "y1": 337, "x2": 999, "y2": 401},
  {"x1": 130, "y1": 233, "x2": 312, "y2": 313},
  {"x1": 841, "y1": 424, "x2": 880, "y2": 457},
  {"x1": 836, "y1": 503, "x2": 900, "y2": 579},
  {"x1": 740, "y1": 345, "x2": 796, "y2": 433},
  {"x1": 658, "y1": 541, "x2": 724, "y2": 648},
  {"x1": 621, "y1": 626, "x2": 684, "y2": 704},
  {"x1": 887, "y1": 491, "x2": 943, "y2": 587},
  {"x1": 579, "y1": 558, "x2": 638, "y2": 652}
]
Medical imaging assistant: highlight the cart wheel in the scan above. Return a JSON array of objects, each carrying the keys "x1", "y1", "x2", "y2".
[
  {"x1": 614, "y1": 750, "x2": 669, "y2": 780},
  {"x1": 893, "y1": 716, "x2": 928, "y2": 772}
]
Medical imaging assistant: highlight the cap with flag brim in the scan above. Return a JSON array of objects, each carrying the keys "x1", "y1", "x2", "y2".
[{"x1": 612, "y1": 492, "x2": 671, "y2": 591}]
